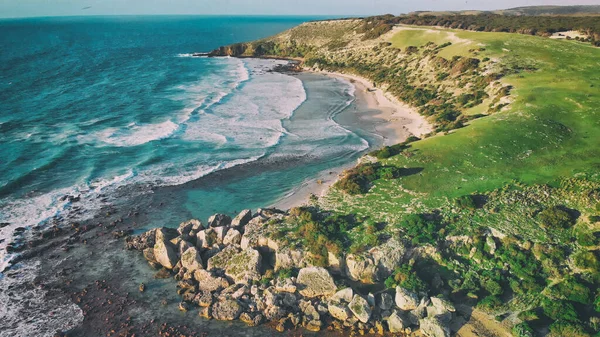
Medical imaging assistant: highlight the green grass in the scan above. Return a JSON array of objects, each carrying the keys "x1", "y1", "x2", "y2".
[
  {"x1": 324, "y1": 29, "x2": 600, "y2": 235},
  {"x1": 389, "y1": 26, "x2": 475, "y2": 58}
]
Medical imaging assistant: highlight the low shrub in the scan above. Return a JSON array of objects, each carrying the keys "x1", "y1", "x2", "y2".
[
  {"x1": 455, "y1": 195, "x2": 477, "y2": 211},
  {"x1": 541, "y1": 298, "x2": 579, "y2": 322},
  {"x1": 334, "y1": 163, "x2": 403, "y2": 195},
  {"x1": 548, "y1": 320, "x2": 590, "y2": 337},
  {"x1": 538, "y1": 206, "x2": 576, "y2": 229},
  {"x1": 396, "y1": 213, "x2": 440, "y2": 244},
  {"x1": 512, "y1": 322, "x2": 534, "y2": 337},
  {"x1": 384, "y1": 265, "x2": 427, "y2": 292},
  {"x1": 477, "y1": 295, "x2": 503, "y2": 312}
]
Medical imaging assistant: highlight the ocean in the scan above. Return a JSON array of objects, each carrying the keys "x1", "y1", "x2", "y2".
[{"x1": 0, "y1": 16, "x2": 386, "y2": 336}]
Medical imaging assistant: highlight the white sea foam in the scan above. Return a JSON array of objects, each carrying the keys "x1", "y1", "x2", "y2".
[
  {"x1": 176, "y1": 53, "x2": 207, "y2": 58},
  {"x1": 95, "y1": 120, "x2": 179, "y2": 147},
  {"x1": 0, "y1": 261, "x2": 84, "y2": 337}
]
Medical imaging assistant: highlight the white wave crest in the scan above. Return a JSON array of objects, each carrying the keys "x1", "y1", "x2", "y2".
[{"x1": 95, "y1": 120, "x2": 179, "y2": 147}]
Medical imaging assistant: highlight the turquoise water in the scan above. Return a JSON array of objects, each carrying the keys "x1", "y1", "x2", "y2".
[{"x1": 0, "y1": 16, "x2": 380, "y2": 270}]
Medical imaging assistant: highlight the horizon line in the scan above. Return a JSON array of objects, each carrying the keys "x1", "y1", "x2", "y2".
[{"x1": 0, "y1": 13, "x2": 374, "y2": 20}]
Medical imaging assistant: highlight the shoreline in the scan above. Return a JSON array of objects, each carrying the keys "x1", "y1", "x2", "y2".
[{"x1": 272, "y1": 66, "x2": 433, "y2": 210}]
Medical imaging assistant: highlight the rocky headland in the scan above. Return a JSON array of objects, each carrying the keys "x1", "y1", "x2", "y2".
[{"x1": 126, "y1": 208, "x2": 457, "y2": 337}]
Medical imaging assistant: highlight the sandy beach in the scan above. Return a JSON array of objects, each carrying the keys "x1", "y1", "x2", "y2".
[
  {"x1": 321, "y1": 70, "x2": 433, "y2": 143},
  {"x1": 273, "y1": 69, "x2": 433, "y2": 210}
]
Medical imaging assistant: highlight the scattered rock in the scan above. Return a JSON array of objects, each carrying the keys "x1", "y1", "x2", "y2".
[
  {"x1": 208, "y1": 214, "x2": 232, "y2": 228},
  {"x1": 180, "y1": 247, "x2": 203, "y2": 272},
  {"x1": 378, "y1": 292, "x2": 394, "y2": 310},
  {"x1": 420, "y1": 316, "x2": 450, "y2": 337},
  {"x1": 349, "y1": 295, "x2": 371, "y2": 324},
  {"x1": 231, "y1": 209, "x2": 252, "y2": 229},
  {"x1": 328, "y1": 301, "x2": 352, "y2": 321},
  {"x1": 387, "y1": 310, "x2": 407, "y2": 333},
  {"x1": 296, "y1": 267, "x2": 337, "y2": 298},
  {"x1": 139, "y1": 283, "x2": 146, "y2": 292},
  {"x1": 153, "y1": 239, "x2": 178, "y2": 269},
  {"x1": 331, "y1": 288, "x2": 353, "y2": 303},
  {"x1": 223, "y1": 228, "x2": 242, "y2": 246},
  {"x1": 430, "y1": 296, "x2": 456, "y2": 313},
  {"x1": 211, "y1": 299, "x2": 242, "y2": 321},
  {"x1": 395, "y1": 286, "x2": 419, "y2": 311}
]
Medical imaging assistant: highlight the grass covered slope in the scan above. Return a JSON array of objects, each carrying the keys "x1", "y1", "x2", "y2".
[{"x1": 324, "y1": 27, "x2": 600, "y2": 219}]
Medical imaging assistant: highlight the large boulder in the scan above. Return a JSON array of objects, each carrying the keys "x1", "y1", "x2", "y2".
[
  {"x1": 345, "y1": 254, "x2": 377, "y2": 284},
  {"x1": 348, "y1": 295, "x2": 371, "y2": 323},
  {"x1": 370, "y1": 238, "x2": 406, "y2": 280},
  {"x1": 194, "y1": 269, "x2": 230, "y2": 293},
  {"x1": 387, "y1": 310, "x2": 407, "y2": 333},
  {"x1": 211, "y1": 299, "x2": 242, "y2": 321},
  {"x1": 296, "y1": 267, "x2": 337, "y2": 298},
  {"x1": 196, "y1": 228, "x2": 218, "y2": 249},
  {"x1": 208, "y1": 213, "x2": 232, "y2": 228},
  {"x1": 224, "y1": 248, "x2": 262, "y2": 284},
  {"x1": 153, "y1": 238, "x2": 178, "y2": 269},
  {"x1": 207, "y1": 246, "x2": 262, "y2": 283},
  {"x1": 180, "y1": 247, "x2": 203, "y2": 272},
  {"x1": 223, "y1": 228, "x2": 242, "y2": 246},
  {"x1": 430, "y1": 296, "x2": 456, "y2": 313},
  {"x1": 207, "y1": 246, "x2": 241, "y2": 271},
  {"x1": 274, "y1": 247, "x2": 305, "y2": 271},
  {"x1": 331, "y1": 288, "x2": 354, "y2": 303},
  {"x1": 231, "y1": 209, "x2": 252, "y2": 229},
  {"x1": 328, "y1": 301, "x2": 352, "y2": 321},
  {"x1": 328, "y1": 288, "x2": 354, "y2": 321},
  {"x1": 395, "y1": 286, "x2": 419, "y2": 311},
  {"x1": 419, "y1": 316, "x2": 450, "y2": 337},
  {"x1": 178, "y1": 219, "x2": 201, "y2": 235},
  {"x1": 378, "y1": 292, "x2": 394, "y2": 310},
  {"x1": 155, "y1": 227, "x2": 178, "y2": 243}
]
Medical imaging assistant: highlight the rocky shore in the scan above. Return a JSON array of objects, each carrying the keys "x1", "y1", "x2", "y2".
[{"x1": 125, "y1": 208, "x2": 456, "y2": 337}]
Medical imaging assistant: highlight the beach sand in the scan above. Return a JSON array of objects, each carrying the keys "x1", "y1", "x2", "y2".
[
  {"x1": 273, "y1": 70, "x2": 433, "y2": 210},
  {"x1": 323, "y1": 70, "x2": 433, "y2": 143}
]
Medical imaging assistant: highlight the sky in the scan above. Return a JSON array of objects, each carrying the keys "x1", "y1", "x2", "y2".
[{"x1": 0, "y1": 0, "x2": 599, "y2": 18}]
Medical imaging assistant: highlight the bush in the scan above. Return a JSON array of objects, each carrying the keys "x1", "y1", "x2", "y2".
[
  {"x1": 538, "y1": 206, "x2": 576, "y2": 229},
  {"x1": 576, "y1": 228, "x2": 599, "y2": 247},
  {"x1": 542, "y1": 298, "x2": 579, "y2": 323},
  {"x1": 483, "y1": 279, "x2": 503, "y2": 296},
  {"x1": 547, "y1": 276, "x2": 592, "y2": 304},
  {"x1": 397, "y1": 213, "x2": 440, "y2": 244},
  {"x1": 572, "y1": 250, "x2": 600, "y2": 271},
  {"x1": 334, "y1": 163, "x2": 403, "y2": 195},
  {"x1": 455, "y1": 195, "x2": 477, "y2": 210},
  {"x1": 512, "y1": 322, "x2": 534, "y2": 337},
  {"x1": 385, "y1": 265, "x2": 427, "y2": 292},
  {"x1": 548, "y1": 320, "x2": 590, "y2": 337},
  {"x1": 518, "y1": 310, "x2": 539, "y2": 321},
  {"x1": 477, "y1": 295, "x2": 502, "y2": 312}
]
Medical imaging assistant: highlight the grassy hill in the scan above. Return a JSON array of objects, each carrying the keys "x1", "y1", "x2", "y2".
[{"x1": 212, "y1": 19, "x2": 600, "y2": 336}]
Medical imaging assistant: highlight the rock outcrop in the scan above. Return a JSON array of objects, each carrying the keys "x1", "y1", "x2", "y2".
[
  {"x1": 125, "y1": 210, "x2": 456, "y2": 336},
  {"x1": 395, "y1": 286, "x2": 419, "y2": 311},
  {"x1": 296, "y1": 267, "x2": 337, "y2": 298},
  {"x1": 153, "y1": 237, "x2": 178, "y2": 269}
]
